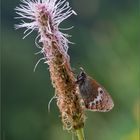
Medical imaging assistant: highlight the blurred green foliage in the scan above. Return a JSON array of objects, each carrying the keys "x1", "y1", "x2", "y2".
[{"x1": 1, "y1": 0, "x2": 139, "y2": 140}]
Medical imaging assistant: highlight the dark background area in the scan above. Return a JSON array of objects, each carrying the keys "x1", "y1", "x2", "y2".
[{"x1": 1, "y1": 0, "x2": 139, "y2": 140}]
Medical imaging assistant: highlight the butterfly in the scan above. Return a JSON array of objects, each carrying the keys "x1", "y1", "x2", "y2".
[{"x1": 76, "y1": 68, "x2": 114, "y2": 112}]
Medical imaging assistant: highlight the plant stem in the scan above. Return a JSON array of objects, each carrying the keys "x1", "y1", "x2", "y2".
[{"x1": 76, "y1": 128, "x2": 85, "y2": 140}]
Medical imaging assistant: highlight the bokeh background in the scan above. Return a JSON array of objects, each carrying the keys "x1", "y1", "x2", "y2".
[{"x1": 1, "y1": 0, "x2": 139, "y2": 140}]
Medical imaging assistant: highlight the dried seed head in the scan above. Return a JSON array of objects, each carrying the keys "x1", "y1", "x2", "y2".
[{"x1": 15, "y1": 0, "x2": 85, "y2": 131}]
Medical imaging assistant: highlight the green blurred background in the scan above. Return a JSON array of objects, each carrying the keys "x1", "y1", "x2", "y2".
[{"x1": 1, "y1": 0, "x2": 139, "y2": 140}]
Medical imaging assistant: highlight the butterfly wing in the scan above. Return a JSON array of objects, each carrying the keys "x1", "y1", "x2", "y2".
[{"x1": 79, "y1": 77, "x2": 114, "y2": 112}]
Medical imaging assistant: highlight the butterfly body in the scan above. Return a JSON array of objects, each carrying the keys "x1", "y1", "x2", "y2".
[{"x1": 76, "y1": 70, "x2": 114, "y2": 112}]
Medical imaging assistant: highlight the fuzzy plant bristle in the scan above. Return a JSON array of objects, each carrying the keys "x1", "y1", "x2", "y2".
[{"x1": 15, "y1": 0, "x2": 85, "y2": 136}]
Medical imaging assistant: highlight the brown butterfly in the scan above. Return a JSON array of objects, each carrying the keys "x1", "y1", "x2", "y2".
[{"x1": 76, "y1": 68, "x2": 114, "y2": 112}]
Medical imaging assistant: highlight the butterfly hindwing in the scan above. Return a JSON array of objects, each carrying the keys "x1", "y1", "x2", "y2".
[
  {"x1": 83, "y1": 85, "x2": 114, "y2": 112},
  {"x1": 77, "y1": 71, "x2": 114, "y2": 112}
]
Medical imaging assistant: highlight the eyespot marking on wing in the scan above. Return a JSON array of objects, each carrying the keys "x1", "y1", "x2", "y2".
[{"x1": 98, "y1": 87, "x2": 104, "y2": 94}]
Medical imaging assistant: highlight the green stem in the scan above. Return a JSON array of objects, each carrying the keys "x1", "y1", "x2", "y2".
[{"x1": 76, "y1": 128, "x2": 85, "y2": 140}]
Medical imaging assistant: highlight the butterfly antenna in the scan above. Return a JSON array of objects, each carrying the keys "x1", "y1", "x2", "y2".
[{"x1": 79, "y1": 67, "x2": 86, "y2": 73}]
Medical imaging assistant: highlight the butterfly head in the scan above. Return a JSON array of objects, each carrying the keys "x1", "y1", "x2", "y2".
[{"x1": 76, "y1": 68, "x2": 87, "y2": 84}]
